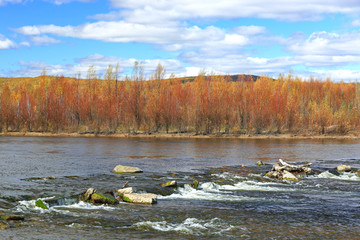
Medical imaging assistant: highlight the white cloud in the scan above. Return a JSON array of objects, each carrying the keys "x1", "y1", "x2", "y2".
[
  {"x1": 14, "y1": 21, "x2": 257, "y2": 56},
  {"x1": 310, "y1": 69, "x2": 360, "y2": 81},
  {"x1": 30, "y1": 35, "x2": 60, "y2": 45},
  {"x1": 10, "y1": 54, "x2": 185, "y2": 78},
  {"x1": 0, "y1": 0, "x2": 92, "y2": 5},
  {"x1": 351, "y1": 19, "x2": 360, "y2": 27},
  {"x1": 109, "y1": 0, "x2": 360, "y2": 22},
  {"x1": 0, "y1": 35, "x2": 16, "y2": 49},
  {"x1": 15, "y1": 22, "x2": 229, "y2": 46},
  {"x1": 47, "y1": 0, "x2": 93, "y2": 4},
  {"x1": 285, "y1": 31, "x2": 360, "y2": 67},
  {"x1": 0, "y1": 0, "x2": 22, "y2": 6},
  {"x1": 232, "y1": 26, "x2": 267, "y2": 35}
]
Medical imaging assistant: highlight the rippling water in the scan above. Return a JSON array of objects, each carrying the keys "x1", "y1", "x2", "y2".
[{"x1": 0, "y1": 136, "x2": 360, "y2": 239}]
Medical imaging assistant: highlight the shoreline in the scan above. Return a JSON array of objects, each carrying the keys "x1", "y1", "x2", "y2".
[{"x1": 0, "y1": 131, "x2": 359, "y2": 140}]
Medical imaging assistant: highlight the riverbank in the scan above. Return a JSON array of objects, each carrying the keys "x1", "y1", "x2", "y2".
[{"x1": 0, "y1": 131, "x2": 359, "y2": 139}]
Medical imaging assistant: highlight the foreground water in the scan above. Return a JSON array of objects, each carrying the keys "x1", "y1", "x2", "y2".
[{"x1": 0, "y1": 136, "x2": 360, "y2": 239}]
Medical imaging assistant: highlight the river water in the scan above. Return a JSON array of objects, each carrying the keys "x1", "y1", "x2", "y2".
[{"x1": 0, "y1": 136, "x2": 360, "y2": 239}]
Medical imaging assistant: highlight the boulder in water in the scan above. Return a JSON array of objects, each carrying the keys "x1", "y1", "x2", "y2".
[
  {"x1": 265, "y1": 171, "x2": 280, "y2": 179},
  {"x1": 191, "y1": 180, "x2": 199, "y2": 189},
  {"x1": 79, "y1": 188, "x2": 118, "y2": 205},
  {"x1": 282, "y1": 170, "x2": 299, "y2": 181},
  {"x1": 257, "y1": 161, "x2": 265, "y2": 166},
  {"x1": 161, "y1": 180, "x2": 177, "y2": 188},
  {"x1": 336, "y1": 164, "x2": 351, "y2": 173},
  {"x1": 90, "y1": 193, "x2": 118, "y2": 205},
  {"x1": 122, "y1": 193, "x2": 157, "y2": 204},
  {"x1": 35, "y1": 200, "x2": 48, "y2": 209},
  {"x1": 112, "y1": 165, "x2": 143, "y2": 173},
  {"x1": 117, "y1": 187, "x2": 134, "y2": 195},
  {"x1": 83, "y1": 188, "x2": 96, "y2": 201}
]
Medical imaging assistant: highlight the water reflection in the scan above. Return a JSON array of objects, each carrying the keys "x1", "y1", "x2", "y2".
[{"x1": 0, "y1": 137, "x2": 359, "y2": 180}]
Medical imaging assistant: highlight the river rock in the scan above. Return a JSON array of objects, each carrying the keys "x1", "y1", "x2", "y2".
[
  {"x1": 266, "y1": 159, "x2": 311, "y2": 181},
  {"x1": 90, "y1": 193, "x2": 118, "y2": 205},
  {"x1": 265, "y1": 171, "x2": 280, "y2": 178},
  {"x1": 144, "y1": 186, "x2": 176, "y2": 196},
  {"x1": 35, "y1": 200, "x2": 48, "y2": 209},
  {"x1": 112, "y1": 165, "x2": 143, "y2": 173},
  {"x1": 83, "y1": 188, "x2": 96, "y2": 201},
  {"x1": 0, "y1": 215, "x2": 25, "y2": 221},
  {"x1": 191, "y1": 180, "x2": 199, "y2": 189},
  {"x1": 257, "y1": 161, "x2": 265, "y2": 166},
  {"x1": 161, "y1": 180, "x2": 177, "y2": 188},
  {"x1": 282, "y1": 170, "x2": 299, "y2": 181},
  {"x1": 336, "y1": 164, "x2": 351, "y2": 172},
  {"x1": 0, "y1": 222, "x2": 9, "y2": 229},
  {"x1": 117, "y1": 187, "x2": 134, "y2": 195},
  {"x1": 122, "y1": 193, "x2": 157, "y2": 204}
]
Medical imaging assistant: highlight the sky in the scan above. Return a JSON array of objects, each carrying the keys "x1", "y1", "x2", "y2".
[{"x1": 1, "y1": 0, "x2": 360, "y2": 80}]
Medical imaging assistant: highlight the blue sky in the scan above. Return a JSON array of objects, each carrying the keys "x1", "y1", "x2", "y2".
[{"x1": 1, "y1": 0, "x2": 360, "y2": 80}]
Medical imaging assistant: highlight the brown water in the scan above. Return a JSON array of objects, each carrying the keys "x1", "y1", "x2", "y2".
[{"x1": 0, "y1": 137, "x2": 360, "y2": 239}]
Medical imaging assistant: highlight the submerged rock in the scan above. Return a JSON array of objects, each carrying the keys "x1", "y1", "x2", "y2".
[
  {"x1": 122, "y1": 193, "x2": 157, "y2": 204},
  {"x1": 44, "y1": 197, "x2": 78, "y2": 207},
  {"x1": 336, "y1": 164, "x2": 352, "y2": 173},
  {"x1": 35, "y1": 200, "x2": 48, "y2": 210},
  {"x1": 0, "y1": 222, "x2": 9, "y2": 229},
  {"x1": 112, "y1": 165, "x2": 143, "y2": 173},
  {"x1": 0, "y1": 215, "x2": 25, "y2": 221},
  {"x1": 144, "y1": 186, "x2": 176, "y2": 196},
  {"x1": 160, "y1": 181, "x2": 177, "y2": 188},
  {"x1": 21, "y1": 176, "x2": 56, "y2": 181}
]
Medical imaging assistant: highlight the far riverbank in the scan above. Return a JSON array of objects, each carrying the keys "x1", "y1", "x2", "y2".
[{"x1": 0, "y1": 131, "x2": 359, "y2": 140}]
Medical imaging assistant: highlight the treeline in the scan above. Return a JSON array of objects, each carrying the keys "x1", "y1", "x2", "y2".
[{"x1": 0, "y1": 64, "x2": 360, "y2": 135}]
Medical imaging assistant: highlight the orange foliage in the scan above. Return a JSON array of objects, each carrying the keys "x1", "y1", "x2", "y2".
[{"x1": 0, "y1": 67, "x2": 359, "y2": 135}]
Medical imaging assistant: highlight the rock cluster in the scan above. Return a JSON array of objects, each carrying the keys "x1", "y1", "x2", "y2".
[{"x1": 265, "y1": 159, "x2": 312, "y2": 181}]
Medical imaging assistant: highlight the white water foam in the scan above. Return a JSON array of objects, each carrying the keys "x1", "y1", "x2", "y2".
[
  {"x1": 15, "y1": 197, "x2": 117, "y2": 216},
  {"x1": 16, "y1": 197, "x2": 53, "y2": 214},
  {"x1": 212, "y1": 172, "x2": 247, "y2": 181},
  {"x1": 220, "y1": 180, "x2": 297, "y2": 192},
  {"x1": 159, "y1": 182, "x2": 264, "y2": 202},
  {"x1": 60, "y1": 201, "x2": 117, "y2": 210},
  {"x1": 311, "y1": 171, "x2": 360, "y2": 181},
  {"x1": 134, "y1": 217, "x2": 234, "y2": 236}
]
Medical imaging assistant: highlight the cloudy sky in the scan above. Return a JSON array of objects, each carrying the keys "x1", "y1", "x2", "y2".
[{"x1": 1, "y1": 0, "x2": 360, "y2": 80}]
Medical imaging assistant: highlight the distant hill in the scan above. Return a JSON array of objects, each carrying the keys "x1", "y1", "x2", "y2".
[
  {"x1": 0, "y1": 74, "x2": 262, "y2": 90},
  {"x1": 178, "y1": 74, "x2": 261, "y2": 83}
]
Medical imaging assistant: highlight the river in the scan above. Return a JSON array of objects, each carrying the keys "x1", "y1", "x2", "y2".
[{"x1": 0, "y1": 136, "x2": 359, "y2": 239}]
